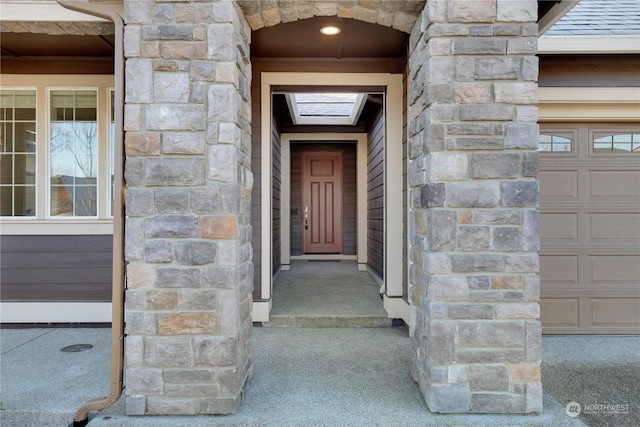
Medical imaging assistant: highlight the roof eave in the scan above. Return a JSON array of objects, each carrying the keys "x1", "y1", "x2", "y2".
[{"x1": 538, "y1": 0, "x2": 581, "y2": 36}]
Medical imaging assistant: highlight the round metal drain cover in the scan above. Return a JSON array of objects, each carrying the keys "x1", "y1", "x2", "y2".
[{"x1": 60, "y1": 344, "x2": 94, "y2": 353}]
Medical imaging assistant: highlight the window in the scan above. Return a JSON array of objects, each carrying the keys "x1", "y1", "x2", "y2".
[
  {"x1": 285, "y1": 93, "x2": 368, "y2": 125},
  {"x1": 538, "y1": 133, "x2": 573, "y2": 152},
  {"x1": 593, "y1": 133, "x2": 640, "y2": 153},
  {"x1": 1, "y1": 76, "x2": 114, "y2": 227},
  {"x1": 0, "y1": 90, "x2": 37, "y2": 216},
  {"x1": 49, "y1": 90, "x2": 98, "y2": 217}
]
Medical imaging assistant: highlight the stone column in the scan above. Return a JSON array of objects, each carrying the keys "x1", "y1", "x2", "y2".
[
  {"x1": 122, "y1": 0, "x2": 253, "y2": 415},
  {"x1": 408, "y1": 0, "x2": 541, "y2": 413}
]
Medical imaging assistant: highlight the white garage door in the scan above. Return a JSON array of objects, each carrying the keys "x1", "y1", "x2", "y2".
[{"x1": 539, "y1": 125, "x2": 640, "y2": 334}]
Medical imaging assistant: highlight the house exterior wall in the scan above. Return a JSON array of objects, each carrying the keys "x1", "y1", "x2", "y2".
[
  {"x1": 122, "y1": 0, "x2": 253, "y2": 415},
  {"x1": 407, "y1": 0, "x2": 542, "y2": 413},
  {"x1": 367, "y1": 105, "x2": 385, "y2": 279},
  {"x1": 120, "y1": 0, "x2": 541, "y2": 415},
  {"x1": 1, "y1": 235, "x2": 112, "y2": 302}
]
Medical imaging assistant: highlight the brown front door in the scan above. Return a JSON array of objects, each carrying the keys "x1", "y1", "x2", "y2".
[{"x1": 302, "y1": 151, "x2": 343, "y2": 254}]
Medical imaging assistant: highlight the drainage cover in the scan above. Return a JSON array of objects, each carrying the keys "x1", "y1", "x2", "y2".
[{"x1": 60, "y1": 344, "x2": 93, "y2": 353}]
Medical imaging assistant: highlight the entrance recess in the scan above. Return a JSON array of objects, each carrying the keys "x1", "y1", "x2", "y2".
[
  {"x1": 253, "y1": 72, "x2": 407, "y2": 324},
  {"x1": 302, "y1": 151, "x2": 343, "y2": 254}
]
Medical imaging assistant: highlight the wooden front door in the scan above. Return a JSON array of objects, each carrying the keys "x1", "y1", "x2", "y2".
[{"x1": 302, "y1": 151, "x2": 343, "y2": 254}]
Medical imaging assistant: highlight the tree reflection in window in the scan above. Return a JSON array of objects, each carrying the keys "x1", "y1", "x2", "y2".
[
  {"x1": 593, "y1": 133, "x2": 640, "y2": 153},
  {"x1": 49, "y1": 90, "x2": 98, "y2": 217},
  {"x1": 538, "y1": 134, "x2": 572, "y2": 152}
]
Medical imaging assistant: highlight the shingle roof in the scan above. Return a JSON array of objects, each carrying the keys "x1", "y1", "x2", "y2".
[{"x1": 546, "y1": 0, "x2": 640, "y2": 36}]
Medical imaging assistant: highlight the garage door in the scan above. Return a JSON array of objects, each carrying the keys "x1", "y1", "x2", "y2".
[{"x1": 539, "y1": 125, "x2": 640, "y2": 334}]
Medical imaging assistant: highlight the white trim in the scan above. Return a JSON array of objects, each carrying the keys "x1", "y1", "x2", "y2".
[
  {"x1": 281, "y1": 133, "x2": 367, "y2": 268},
  {"x1": 0, "y1": 220, "x2": 114, "y2": 235},
  {"x1": 285, "y1": 93, "x2": 367, "y2": 126},
  {"x1": 385, "y1": 74, "x2": 404, "y2": 297},
  {"x1": 383, "y1": 296, "x2": 411, "y2": 326},
  {"x1": 251, "y1": 300, "x2": 272, "y2": 323},
  {"x1": 261, "y1": 72, "x2": 405, "y2": 317},
  {"x1": 1, "y1": 302, "x2": 112, "y2": 323},
  {"x1": 539, "y1": 87, "x2": 640, "y2": 104},
  {"x1": 260, "y1": 80, "x2": 272, "y2": 302},
  {"x1": 538, "y1": 35, "x2": 640, "y2": 54},
  {"x1": 0, "y1": 1, "x2": 123, "y2": 22},
  {"x1": 290, "y1": 255, "x2": 357, "y2": 261},
  {"x1": 539, "y1": 87, "x2": 640, "y2": 122},
  {"x1": 538, "y1": 0, "x2": 580, "y2": 36}
]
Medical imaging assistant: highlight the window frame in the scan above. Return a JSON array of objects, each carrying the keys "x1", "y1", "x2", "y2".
[
  {"x1": 590, "y1": 127, "x2": 640, "y2": 156},
  {"x1": 47, "y1": 87, "x2": 101, "y2": 219},
  {"x1": 0, "y1": 87, "x2": 38, "y2": 217},
  {"x1": 537, "y1": 128, "x2": 578, "y2": 157},
  {"x1": 0, "y1": 75, "x2": 115, "y2": 235}
]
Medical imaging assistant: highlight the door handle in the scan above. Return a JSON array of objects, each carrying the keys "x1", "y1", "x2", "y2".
[{"x1": 304, "y1": 205, "x2": 309, "y2": 229}]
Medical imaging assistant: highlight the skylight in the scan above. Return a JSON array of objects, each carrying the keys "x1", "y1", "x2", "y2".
[{"x1": 285, "y1": 93, "x2": 367, "y2": 126}]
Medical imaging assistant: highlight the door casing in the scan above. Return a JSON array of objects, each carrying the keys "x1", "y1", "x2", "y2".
[{"x1": 255, "y1": 72, "x2": 407, "y2": 324}]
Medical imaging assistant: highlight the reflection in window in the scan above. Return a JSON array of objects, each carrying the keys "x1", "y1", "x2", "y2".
[
  {"x1": 0, "y1": 90, "x2": 36, "y2": 216},
  {"x1": 50, "y1": 90, "x2": 98, "y2": 216},
  {"x1": 538, "y1": 134, "x2": 572, "y2": 152},
  {"x1": 593, "y1": 133, "x2": 640, "y2": 153}
]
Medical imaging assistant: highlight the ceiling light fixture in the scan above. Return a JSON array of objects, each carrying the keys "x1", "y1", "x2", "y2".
[{"x1": 320, "y1": 25, "x2": 341, "y2": 36}]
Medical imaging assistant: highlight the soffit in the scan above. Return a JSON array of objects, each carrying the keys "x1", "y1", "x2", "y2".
[
  {"x1": 251, "y1": 17, "x2": 408, "y2": 59},
  {"x1": 1, "y1": 1, "x2": 568, "y2": 59}
]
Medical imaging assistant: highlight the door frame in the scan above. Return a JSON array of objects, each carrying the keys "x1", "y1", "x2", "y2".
[
  {"x1": 254, "y1": 72, "x2": 405, "y2": 322},
  {"x1": 282, "y1": 135, "x2": 367, "y2": 266}
]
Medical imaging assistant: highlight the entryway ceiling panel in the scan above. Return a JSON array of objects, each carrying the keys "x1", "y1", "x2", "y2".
[{"x1": 251, "y1": 17, "x2": 408, "y2": 59}]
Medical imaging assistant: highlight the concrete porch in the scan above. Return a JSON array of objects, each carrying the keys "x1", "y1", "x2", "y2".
[
  {"x1": 264, "y1": 260, "x2": 393, "y2": 328},
  {"x1": 2, "y1": 326, "x2": 638, "y2": 426}
]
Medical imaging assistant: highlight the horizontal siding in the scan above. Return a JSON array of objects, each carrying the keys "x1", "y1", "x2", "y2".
[
  {"x1": 367, "y1": 105, "x2": 385, "y2": 280},
  {"x1": 272, "y1": 118, "x2": 282, "y2": 275},
  {"x1": 0, "y1": 235, "x2": 112, "y2": 302}
]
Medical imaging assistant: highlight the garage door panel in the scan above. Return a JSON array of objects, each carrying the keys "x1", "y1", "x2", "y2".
[
  {"x1": 540, "y1": 298, "x2": 579, "y2": 327},
  {"x1": 589, "y1": 213, "x2": 640, "y2": 242},
  {"x1": 590, "y1": 298, "x2": 640, "y2": 327},
  {"x1": 540, "y1": 255, "x2": 578, "y2": 284},
  {"x1": 541, "y1": 213, "x2": 578, "y2": 241},
  {"x1": 589, "y1": 255, "x2": 640, "y2": 284},
  {"x1": 589, "y1": 171, "x2": 640, "y2": 199},
  {"x1": 539, "y1": 170, "x2": 578, "y2": 200}
]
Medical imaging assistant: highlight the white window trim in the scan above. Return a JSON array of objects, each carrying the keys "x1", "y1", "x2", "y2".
[{"x1": 1, "y1": 75, "x2": 115, "y2": 235}]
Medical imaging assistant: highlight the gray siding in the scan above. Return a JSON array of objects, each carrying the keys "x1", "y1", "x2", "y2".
[
  {"x1": 367, "y1": 105, "x2": 385, "y2": 279},
  {"x1": 290, "y1": 143, "x2": 357, "y2": 256},
  {"x1": 272, "y1": 119, "x2": 282, "y2": 274},
  {"x1": 539, "y1": 54, "x2": 640, "y2": 87},
  {"x1": 0, "y1": 235, "x2": 112, "y2": 302}
]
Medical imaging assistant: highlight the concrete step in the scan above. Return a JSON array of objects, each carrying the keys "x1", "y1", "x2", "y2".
[{"x1": 261, "y1": 315, "x2": 393, "y2": 328}]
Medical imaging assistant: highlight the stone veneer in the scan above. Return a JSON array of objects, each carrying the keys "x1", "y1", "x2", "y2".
[
  {"x1": 407, "y1": 0, "x2": 542, "y2": 413},
  {"x1": 121, "y1": 0, "x2": 541, "y2": 416},
  {"x1": 122, "y1": 0, "x2": 253, "y2": 415}
]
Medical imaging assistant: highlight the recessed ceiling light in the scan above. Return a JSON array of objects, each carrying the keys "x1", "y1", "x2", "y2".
[{"x1": 320, "y1": 26, "x2": 341, "y2": 36}]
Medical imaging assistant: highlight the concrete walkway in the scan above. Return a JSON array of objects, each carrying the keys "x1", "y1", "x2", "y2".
[{"x1": 2, "y1": 326, "x2": 638, "y2": 427}]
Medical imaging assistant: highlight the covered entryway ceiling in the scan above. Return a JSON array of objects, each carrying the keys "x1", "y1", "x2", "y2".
[{"x1": 251, "y1": 16, "x2": 408, "y2": 59}]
